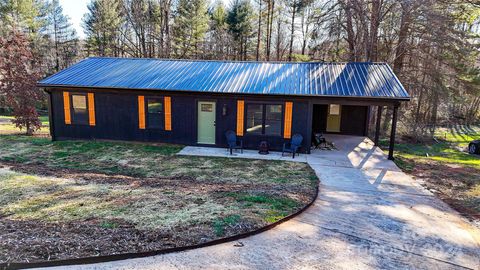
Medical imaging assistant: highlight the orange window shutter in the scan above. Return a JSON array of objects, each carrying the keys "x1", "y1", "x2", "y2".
[
  {"x1": 164, "y1": 96, "x2": 172, "y2": 131},
  {"x1": 63, "y1": 92, "x2": 71, "y2": 125},
  {"x1": 87, "y1": 93, "x2": 96, "y2": 126},
  {"x1": 236, "y1": 100, "x2": 244, "y2": 136},
  {"x1": 284, "y1": 102, "x2": 293, "y2": 139},
  {"x1": 138, "y1": 96, "x2": 146, "y2": 129}
]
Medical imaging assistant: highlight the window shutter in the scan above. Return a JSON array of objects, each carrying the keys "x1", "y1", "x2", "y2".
[
  {"x1": 164, "y1": 96, "x2": 172, "y2": 131},
  {"x1": 284, "y1": 101, "x2": 293, "y2": 139},
  {"x1": 87, "y1": 93, "x2": 95, "y2": 126},
  {"x1": 63, "y1": 92, "x2": 71, "y2": 125},
  {"x1": 236, "y1": 100, "x2": 244, "y2": 136},
  {"x1": 138, "y1": 96, "x2": 145, "y2": 129}
]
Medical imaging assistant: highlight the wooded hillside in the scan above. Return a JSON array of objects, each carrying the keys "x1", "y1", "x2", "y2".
[{"x1": 0, "y1": 0, "x2": 479, "y2": 139}]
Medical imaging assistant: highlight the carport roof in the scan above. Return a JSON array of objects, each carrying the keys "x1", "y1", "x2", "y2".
[{"x1": 38, "y1": 57, "x2": 410, "y2": 100}]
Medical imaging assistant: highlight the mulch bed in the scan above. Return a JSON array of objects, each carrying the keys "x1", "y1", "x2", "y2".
[
  {"x1": 0, "y1": 218, "x2": 258, "y2": 264},
  {"x1": 0, "y1": 162, "x2": 317, "y2": 265}
]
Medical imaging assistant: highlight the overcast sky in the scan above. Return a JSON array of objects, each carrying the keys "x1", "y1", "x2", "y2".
[{"x1": 59, "y1": 0, "x2": 233, "y2": 39}]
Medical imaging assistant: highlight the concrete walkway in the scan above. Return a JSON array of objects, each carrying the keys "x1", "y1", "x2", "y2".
[{"x1": 43, "y1": 135, "x2": 480, "y2": 270}]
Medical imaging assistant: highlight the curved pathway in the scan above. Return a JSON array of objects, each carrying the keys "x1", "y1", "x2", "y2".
[{"x1": 43, "y1": 135, "x2": 480, "y2": 270}]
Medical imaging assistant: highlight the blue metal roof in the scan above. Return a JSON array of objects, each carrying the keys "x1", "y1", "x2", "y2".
[{"x1": 38, "y1": 57, "x2": 409, "y2": 99}]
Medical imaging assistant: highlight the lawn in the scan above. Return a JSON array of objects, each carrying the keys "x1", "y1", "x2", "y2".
[
  {"x1": 0, "y1": 135, "x2": 318, "y2": 264},
  {"x1": 0, "y1": 115, "x2": 50, "y2": 135},
  {"x1": 383, "y1": 125, "x2": 480, "y2": 219}
]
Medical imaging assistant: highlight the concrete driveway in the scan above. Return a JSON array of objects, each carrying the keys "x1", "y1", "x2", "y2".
[{"x1": 43, "y1": 135, "x2": 480, "y2": 270}]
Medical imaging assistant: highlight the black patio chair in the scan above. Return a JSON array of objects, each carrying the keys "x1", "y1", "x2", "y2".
[
  {"x1": 225, "y1": 130, "x2": 243, "y2": 155},
  {"x1": 282, "y1": 134, "x2": 303, "y2": 158},
  {"x1": 312, "y1": 133, "x2": 327, "y2": 149}
]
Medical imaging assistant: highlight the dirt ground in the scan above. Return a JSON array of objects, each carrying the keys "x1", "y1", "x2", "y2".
[
  {"x1": 401, "y1": 158, "x2": 480, "y2": 220},
  {"x1": 0, "y1": 161, "x2": 318, "y2": 264}
]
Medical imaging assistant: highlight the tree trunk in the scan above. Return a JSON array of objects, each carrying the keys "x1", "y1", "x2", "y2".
[
  {"x1": 26, "y1": 122, "x2": 33, "y2": 136},
  {"x1": 342, "y1": 0, "x2": 356, "y2": 61},
  {"x1": 369, "y1": 0, "x2": 381, "y2": 61},
  {"x1": 288, "y1": 1, "x2": 296, "y2": 61},
  {"x1": 276, "y1": 8, "x2": 282, "y2": 61},
  {"x1": 256, "y1": 1, "x2": 262, "y2": 61},
  {"x1": 267, "y1": 0, "x2": 275, "y2": 61},
  {"x1": 265, "y1": 0, "x2": 271, "y2": 60},
  {"x1": 393, "y1": 2, "x2": 411, "y2": 74},
  {"x1": 300, "y1": 8, "x2": 309, "y2": 56}
]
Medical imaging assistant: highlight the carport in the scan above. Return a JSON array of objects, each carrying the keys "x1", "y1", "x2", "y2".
[{"x1": 307, "y1": 97, "x2": 401, "y2": 160}]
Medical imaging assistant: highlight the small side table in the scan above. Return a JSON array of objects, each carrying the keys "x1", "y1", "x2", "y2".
[{"x1": 258, "y1": 141, "x2": 269, "y2": 155}]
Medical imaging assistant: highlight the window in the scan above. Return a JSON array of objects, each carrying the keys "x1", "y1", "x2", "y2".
[
  {"x1": 265, "y1": 105, "x2": 282, "y2": 135},
  {"x1": 147, "y1": 98, "x2": 164, "y2": 129},
  {"x1": 246, "y1": 104, "x2": 264, "y2": 134},
  {"x1": 329, "y1": 104, "x2": 340, "y2": 115},
  {"x1": 201, "y1": 103, "x2": 213, "y2": 112},
  {"x1": 246, "y1": 103, "x2": 283, "y2": 136},
  {"x1": 71, "y1": 94, "x2": 88, "y2": 124}
]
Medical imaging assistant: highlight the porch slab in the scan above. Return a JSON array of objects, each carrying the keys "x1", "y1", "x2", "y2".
[{"x1": 177, "y1": 146, "x2": 307, "y2": 162}]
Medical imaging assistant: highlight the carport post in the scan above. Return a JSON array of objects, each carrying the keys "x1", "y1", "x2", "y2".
[
  {"x1": 374, "y1": 106, "x2": 383, "y2": 146},
  {"x1": 388, "y1": 105, "x2": 399, "y2": 160}
]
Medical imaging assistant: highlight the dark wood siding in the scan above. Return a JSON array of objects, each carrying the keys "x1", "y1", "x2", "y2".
[
  {"x1": 312, "y1": 104, "x2": 328, "y2": 134},
  {"x1": 50, "y1": 89, "x2": 310, "y2": 152},
  {"x1": 340, "y1": 105, "x2": 368, "y2": 136}
]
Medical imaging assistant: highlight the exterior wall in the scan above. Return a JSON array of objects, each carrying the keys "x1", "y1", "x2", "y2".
[
  {"x1": 311, "y1": 104, "x2": 369, "y2": 136},
  {"x1": 50, "y1": 89, "x2": 310, "y2": 152},
  {"x1": 340, "y1": 105, "x2": 369, "y2": 136}
]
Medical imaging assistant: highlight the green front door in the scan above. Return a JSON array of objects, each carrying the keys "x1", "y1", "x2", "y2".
[{"x1": 197, "y1": 101, "x2": 216, "y2": 144}]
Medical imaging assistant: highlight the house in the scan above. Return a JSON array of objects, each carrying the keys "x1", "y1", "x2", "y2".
[{"x1": 37, "y1": 57, "x2": 410, "y2": 159}]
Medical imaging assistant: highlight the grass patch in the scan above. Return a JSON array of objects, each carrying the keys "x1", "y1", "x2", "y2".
[
  {"x1": 212, "y1": 214, "x2": 241, "y2": 236},
  {"x1": 100, "y1": 221, "x2": 119, "y2": 229},
  {"x1": 382, "y1": 125, "x2": 480, "y2": 219},
  {"x1": 0, "y1": 135, "x2": 318, "y2": 263},
  {"x1": 0, "y1": 115, "x2": 50, "y2": 135},
  {"x1": 235, "y1": 194, "x2": 299, "y2": 211},
  {"x1": 0, "y1": 135, "x2": 316, "y2": 187}
]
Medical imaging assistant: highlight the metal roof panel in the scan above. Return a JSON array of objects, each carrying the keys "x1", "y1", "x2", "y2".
[{"x1": 38, "y1": 57, "x2": 410, "y2": 99}]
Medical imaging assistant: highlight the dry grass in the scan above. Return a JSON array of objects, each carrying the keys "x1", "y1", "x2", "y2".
[
  {"x1": 385, "y1": 125, "x2": 480, "y2": 219},
  {"x1": 0, "y1": 135, "x2": 318, "y2": 263},
  {"x1": 0, "y1": 116, "x2": 50, "y2": 135}
]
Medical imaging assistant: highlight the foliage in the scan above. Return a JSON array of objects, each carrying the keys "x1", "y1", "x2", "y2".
[
  {"x1": 172, "y1": 0, "x2": 209, "y2": 58},
  {"x1": 46, "y1": 0, "x2": 79, "y2": 72},
  {"x1": 0, "y1": 30, "x2": 43, "y2": 135},
  {"x1": 227, "y1": 0, "x2": 254, "y2": 60},
  {"x1": 83, "y1": 0, "x2": 123, "y2": 57},
  {"x1": 290, "y1": 53, "x2": 310, "y2": 62},
  {"x1": 382, "y1": 125, "x2": 480, "y2": 169}
]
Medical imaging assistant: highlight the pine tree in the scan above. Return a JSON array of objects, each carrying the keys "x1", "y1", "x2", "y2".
[
  {"x1": 0, "y1": 0, "x2": 47, "y2": 34},
  {"x1": 209, "y1": 1, "x2": 229, "y2": 59},
  {"x1": 47, "y1": 0, "x2": 78, "y2": 72},
  {"x1": 83, "y1": 0, "x2": 123, "y2": 56},
  {"x1": 172, "y1": 0, "x2": 208, "y2": 58},
  {"x1": 227, "y1": 0, "x2": 254, "y2": 60}
]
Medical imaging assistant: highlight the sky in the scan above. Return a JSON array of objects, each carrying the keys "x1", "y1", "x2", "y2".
[
  {"x1": 59, "y1": 0, "x2": 89, "y2": 39},
  {"x1": 59, "y1": 0, "x2": 232, "y2": 40}
]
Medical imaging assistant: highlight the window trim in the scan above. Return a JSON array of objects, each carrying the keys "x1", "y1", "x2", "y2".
[
  {"x1": 69, "y1": 93, "x2": 89, "y2": 126},
  {"x1": 244, "y1": 102, "x2": 284, "y2": 137},
  {"x1": 145, "y1": 96, "x2": 165, "y2": 130}
]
